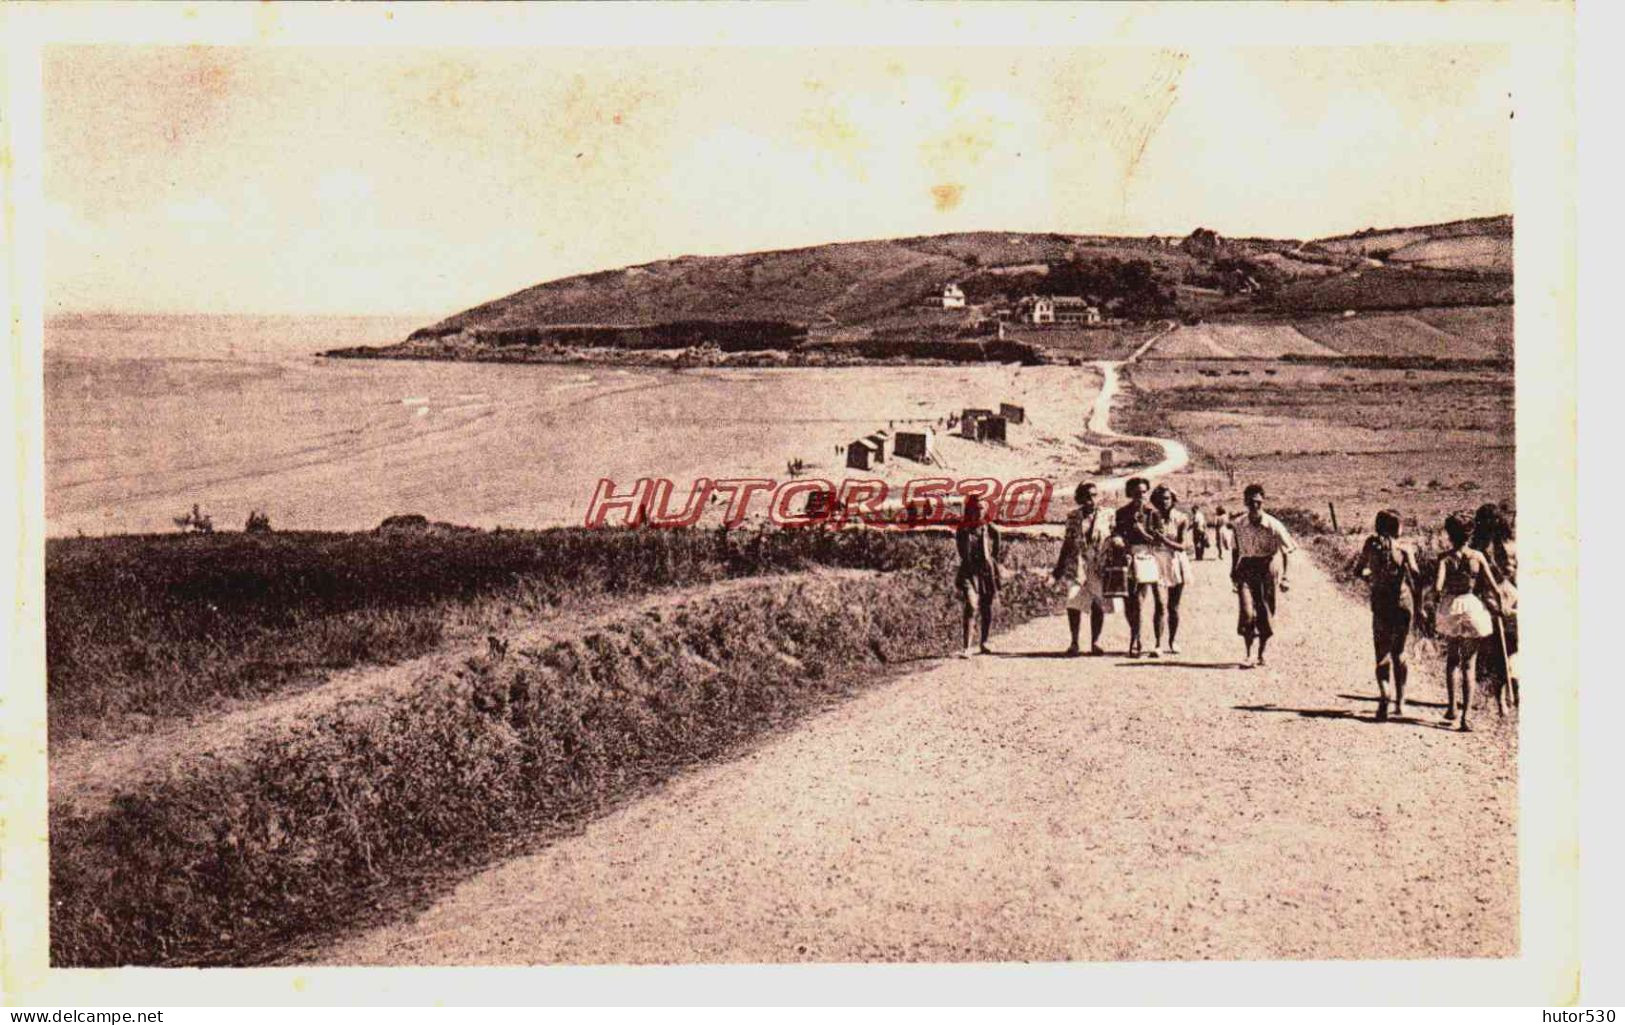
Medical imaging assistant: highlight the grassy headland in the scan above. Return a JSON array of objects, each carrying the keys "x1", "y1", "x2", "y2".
[{"x1": 325, "y1": 220, "x2": 1511, "y2": 368}]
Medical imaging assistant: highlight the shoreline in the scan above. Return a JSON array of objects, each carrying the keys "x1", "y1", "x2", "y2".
[{"x1": 320, "y1": 341, "x2": 1070, "y2": 370}]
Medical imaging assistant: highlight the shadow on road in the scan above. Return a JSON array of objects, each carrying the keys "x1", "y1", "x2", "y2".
[
  {"x1": 989, "y1": 649, "x2": 1155, "y2": 660},
  {"x1": 1338, "y1": 692, "x2": 1448, "y2": 710},
  {"x1": 1121, "y1": 660, "x2": 1247, "y2": 670},
  {"x1": 990, "y1": 650, "x2": 1081, "y2": 660},
  {"x1": 1233, "y1": 703, "x2": 1460, "y2": 730}
]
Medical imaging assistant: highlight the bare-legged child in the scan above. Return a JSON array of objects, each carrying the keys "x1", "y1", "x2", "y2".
[
  {"x1": 1113, "y1": 477, "x2": 1172, "y2": 658},
  {"x1": 1431, "y1": 514, "x2": 1498, "y2": 732},
  {"x1": 1348, "y1": 509, "x2": 1420, "y2": 721},
  {"x1": 1150, "y1": 485, "x2": 1193, "y2": 655}
]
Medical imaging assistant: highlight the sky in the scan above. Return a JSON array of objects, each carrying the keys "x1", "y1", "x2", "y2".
[{"x1": 43, "y1": 44, "x2": 1512, "y2": 317}]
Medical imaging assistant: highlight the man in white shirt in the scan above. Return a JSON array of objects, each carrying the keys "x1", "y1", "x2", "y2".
[{"x1": 1229, "y1": 483, "x2": 1297, "y2": 667}]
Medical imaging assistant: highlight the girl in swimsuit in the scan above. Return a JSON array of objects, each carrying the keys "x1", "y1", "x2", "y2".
[{"x1": 1432, "y1": 514, "x2": 1499, "y2": 732}]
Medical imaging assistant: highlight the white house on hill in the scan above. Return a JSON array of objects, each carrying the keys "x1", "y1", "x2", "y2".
[
  {"x1": 925, "y1": 283, "x2": 967, "y2": 309},
  {"x1": 1018, "y1": 295, "x2": 1101, "y2": 326}
]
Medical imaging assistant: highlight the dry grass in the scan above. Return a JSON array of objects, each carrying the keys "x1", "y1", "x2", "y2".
[
  {"x1": 49, "y1": 526, "x2": 1062, "y2": 967},
  {"x1": 46, "y1": 527, "x2": 939, "y2": 744},
  {"x1": 1117, "y1": 360, "x2": 1514, "y2": 547},
  {"x1": 1409, "y1": 306, "x2": 1515, "y2": 359},
  {"x1": 1387, "y1": 235, "x2": 1513, "y2": 274},
  {"x1": 1292, "y1": 314, "x2": 1499, "y2": 360},
  {"x1": 800, "y1": 337, "x2": 1046, "y2": 364},
  {"x1": 1146, "y1": 323, "x2": 1336, "y2": 360}
]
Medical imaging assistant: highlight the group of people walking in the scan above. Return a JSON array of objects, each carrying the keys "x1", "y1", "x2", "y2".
[
  {"x1": 953, "y1": 479, "x2": 1518, "y2": 730},
  {"x1": 1347, "y1": 502, "x2": 1518, "y2": 730},
  {"x1": 955, "y1": 477, "x2": 1295, "y2": 666},
  {"x1": 1040, "y1": 478, "x2": 1294, "y2": 665}
]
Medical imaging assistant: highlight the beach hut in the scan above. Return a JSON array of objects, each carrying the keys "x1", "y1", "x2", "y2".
[
  {"x1": 864, "y1": 433, "x2": 889, "y2": 463},
  {"x1": 999, "y1": 402, "x2": 1026, "y2": 425},
  {"x1": 846, "y1": 438, "x2": 880, "y2": 471},
  {"x1": 977, "y1": 415, "x2": 1008, "y2": 444},
  {"x1": 894, "y1": 427, "x2": 935, "y2": 463},
  {"x1": 803, "y1": 488, "x2": 839, "y2": 519},
  {"x1": 960, "y1": 409, "x2": 991, "y2": 440}
]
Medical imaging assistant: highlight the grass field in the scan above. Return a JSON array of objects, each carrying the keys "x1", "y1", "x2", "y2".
[
  {"x1": 1118, "y1": 360, "x2": 1514, "y2": 553},
  {"x1": 1387, "y1": 235, "x2": 1513, "y2": 274},
  {"x1": 1146, "y1": 323, "x2": 1337, "y2": 360},
  {"x1": 1268, "y1": 268, "x2": 1511, "y2": 314},
  {"x1": 1145, "y1": 307, "x2": 1511, "y2": 363},
  {"x1": 1291, "y1": 314, "x2": 1500, "y2": 361},
  {"x1": 1409, "y1": 306, "x2": 1516, "y2": 358},
  {"x1": 1002, "y1": 323, "x2": 1165, "y2": 360}
]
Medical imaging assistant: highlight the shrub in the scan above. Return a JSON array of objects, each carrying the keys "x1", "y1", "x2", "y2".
[
  {"x1": 172, "y1": 504, "x2": 213, "y2": 534},
  {"x1": 1271, "y1": 506, "x2": 1334, "y2": 537}
]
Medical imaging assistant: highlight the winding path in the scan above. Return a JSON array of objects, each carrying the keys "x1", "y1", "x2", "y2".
[{"x1": 1089, "y1": 321, "x2": 1188, "y2": 491}]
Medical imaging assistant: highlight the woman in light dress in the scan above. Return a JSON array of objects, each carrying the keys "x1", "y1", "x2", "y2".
[
  {"x1": 1149, "y1": 485, "x2": 1194, "y2": 655},
  {"x1": 1052, "y1": 482, "x2": 1114, "y2": 656}
]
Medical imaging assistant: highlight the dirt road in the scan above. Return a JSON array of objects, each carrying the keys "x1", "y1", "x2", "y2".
[
  {"x1": 1090, "y1": 361, "x2": 1189, "y2": 490},
  {"x1": 1092, "y1": 322, "x2": 1190, "y2": 492},
  {"x1": 322, "y1": 551, "x2": 1517, "y2": 964}
]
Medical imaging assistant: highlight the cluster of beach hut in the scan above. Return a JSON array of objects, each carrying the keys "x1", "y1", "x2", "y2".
[
  {"x1": 841, "y1": 400, "x2": 1026, "y2": 471},
  {"x1": 844, "y1": 427, "x2": 929, "y2": 470},
  {"x1": 951, "y1": 401, "x2": 1025, "y2": 443}
]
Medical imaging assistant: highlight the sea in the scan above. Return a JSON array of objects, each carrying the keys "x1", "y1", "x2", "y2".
[
  {"x1": 43, "y1": 313, "x2": 1037, "y2": 538},
  {"x1": 42, "y1": 312, "x2": 677, "y2": 537}
]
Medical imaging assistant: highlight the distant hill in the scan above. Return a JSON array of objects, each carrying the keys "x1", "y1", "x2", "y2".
[
  {"x1": 410, "y1": 232, "x2": 1201, "y2": 341},
  {"x1": 1309, "y1": 215, "x2": 1513, "y2": 273},
  {"x1": 388, "y1": 217, "x2": 1511, "y2": 353}
]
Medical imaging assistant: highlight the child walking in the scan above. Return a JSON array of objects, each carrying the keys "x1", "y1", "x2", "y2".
[
  {"x1": 1348, "y1": 510, "x2": 1420, "y2": 721},
  {"x1": 1150, "y1": 485, "x2": 1194, "y2": 655},
  {"x1": 1431, "y1": 514, "x2": 1499, "y2": 732}
]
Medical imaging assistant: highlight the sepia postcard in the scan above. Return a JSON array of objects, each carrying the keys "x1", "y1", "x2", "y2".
[{"x1": 0, "y1": 1, "x2": 1581, "y2": 1007}]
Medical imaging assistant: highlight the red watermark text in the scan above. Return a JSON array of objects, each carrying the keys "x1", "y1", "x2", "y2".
[{"x1": 584, "y1": 477, "x2": 1054, "y2": 529}]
